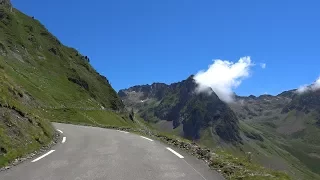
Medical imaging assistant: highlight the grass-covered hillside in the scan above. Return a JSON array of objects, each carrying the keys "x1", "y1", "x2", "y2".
[
  {"x1": 0, "y1": 6, "x2": 123, "y2": 110},
  {"x1": 0, "y1": 2, "x2": 135, "y2": 167},
  {"x1": 229, "y1": 92, "x2": 320, "y2": 179},
  {"x1": 0, "y1": 66, "x2": 54, "y2": 167}
]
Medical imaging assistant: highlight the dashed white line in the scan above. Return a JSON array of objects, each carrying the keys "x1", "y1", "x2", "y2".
[
  {"x1": 166, "y1": 147, "x2": 184, "y2": 159},
  {"x1": 62, "y1": 137, "x2": 66, "y2": 143},
  {"x1": 140, "y1": 136, "x2": 154, "y2": 142},
  {"x1": 31, "y1": 150, "x2": 55, "y2": 162},
  {"x1": 117, "y1": 130, "x2": 129, "y2": 134},
  {"x1": 57, "y1": 129, "x2": 63, "y2": 134},
  {"x1": 182, "y1": 159, "x2": 208, "y2": 180}
]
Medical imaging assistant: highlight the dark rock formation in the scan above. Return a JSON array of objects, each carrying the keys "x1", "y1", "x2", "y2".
[{"x1": 119, "y1": 76, "x2": 242, "y2": 143}]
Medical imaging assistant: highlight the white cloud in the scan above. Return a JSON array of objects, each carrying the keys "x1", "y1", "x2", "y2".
[
  {"x1": 296, "y1": 77, "x2": 320, "y2": 94},
  {"x1": 194, "y1": 56, "x2": 253, "y2": 103},
  {"x1": 296, "y1": 85, "x2": 309, "y2": 94},
  {"x1": 260, "y1": 63, "x2": 266, "y2": 69},
  {"x1": 311, "y1": 77, "x2": 320, "y2": 91}
]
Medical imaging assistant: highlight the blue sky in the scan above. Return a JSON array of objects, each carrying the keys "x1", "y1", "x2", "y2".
[{"x1": 12, "y1": 0, "x2": 320, "y2": 96}]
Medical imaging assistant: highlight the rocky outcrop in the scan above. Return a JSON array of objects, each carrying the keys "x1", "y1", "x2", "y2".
[
  {"x1": 119, "y1": 82, "x2": 168, "y2": 100},
  {"x1": 119, "y1": 76, "x2": 242, "y2": 143},
  {"x1": 232, "y1": 93, "x2": 292, "y2": 120},
  {"x1": 0, "y1": 0, "x2": 11, "y2": 7},
  {"x1": 282, "y1": 90, "x2": 320, "y2": 114}
]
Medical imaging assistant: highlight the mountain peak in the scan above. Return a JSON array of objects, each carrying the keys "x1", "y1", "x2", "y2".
[
  {"x1": 187, "y1": 74, "x2": 195, "y2": 79},
  {"x1": 119, "y1": 75, "x2": 241, "y2": 143}
]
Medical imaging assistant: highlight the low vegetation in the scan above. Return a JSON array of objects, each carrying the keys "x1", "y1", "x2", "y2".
[
  {"x1": 119, "y1": 78, "x2": 320, "y2": 179},
  {"x1": 0, "y1": 3, "x2": 132, "y2": 167},
  {"x1": 44, "y1": 108, "x2": 136, "y2": 129},
  {"x1": 0, "y1": 2, "x2": 316, "y2": 180},
  {"x1": 131, "y1": 117, "x2": 291, "y2": 180},
  {"x1": 0, "y1": 67, "x2": 55, "y2": 167}
]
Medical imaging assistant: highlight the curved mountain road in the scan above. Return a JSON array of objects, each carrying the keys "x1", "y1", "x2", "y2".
[{"x1": 0, "y1": 123, "x2": 224, "y2": 180}]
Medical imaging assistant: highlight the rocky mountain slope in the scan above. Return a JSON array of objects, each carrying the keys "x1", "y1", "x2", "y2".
[
  {"x1": 0, "y1": 1, "x2": 134, "y2": 167},
  {"x1": 0, "y1": 0, "x2": 11, "y2": 6},
  {"x1": 119, "y1": 76, "x2": 242, "y2": 143},
  {"x1": 231, "y1": 90, "x2": 320, "y2": 179},
  {"x1": 119, "y1": 79, "x2": 320, "y2": 179},
  {"x1": 232, "y1": 89, "x2": 320, "y2": 146}
]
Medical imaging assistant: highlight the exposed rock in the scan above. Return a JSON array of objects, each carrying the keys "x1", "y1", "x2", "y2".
[
  {"x1": 0, "y1": 42, "x2": 7, "y2": 56},
  {"x1": 68, "y1": 77, "x2": 89, "y2": 90},
  {"x1": 282, "y1": 90, "x2": 320, "y2": 114},
  {"x1": 119, "y1": 76, "x2": 242, "y2": 143},
  {"x1": 48, "y1": 47, "x2": 57, "y2": 55},
  {"x1": 0, "y1": 0, "x2": 11, "y2": 7}
]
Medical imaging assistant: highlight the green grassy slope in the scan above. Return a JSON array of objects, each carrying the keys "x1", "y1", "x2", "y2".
[
  {"x1": 45, "y1": 108, "x2": 137, "y2": 129},
  {"x1": 226, "y1": 111, "x2": 320, "y2": 180},
  {"x1": 0, "y1": 64, "x2": 54, "y2": 167},
  {"x1": 0, "y1": 7, "x2": 123, "y2": 110},
  {"x1": 0, "y1": 3, "x2": 135, "y2": 167},
  {"x1": 227, "y1": 93, "x2": 320, "y2": 179},
  {"x1": 134, "y1": 116, "x2": 291, "y2": 180},
  {"x1": 192, "y1": 119, "x2": 320, "y2": 180}
]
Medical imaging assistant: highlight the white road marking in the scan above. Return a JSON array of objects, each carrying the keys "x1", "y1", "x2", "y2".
[
  {"x1": 62, "y1": 137, "x2": 66, "y2": 143},
  {"x1": 140, "y1": 136, "x2": 154, "y2": 142},
  {"x1": 117, "y1": 130, "x2": 129, "y2": 134},
  {"x1": 182, "y1": 159, "x2": 208, "y2": 180},
  {"x1": 31, "y1": 150, "x2": 55, "y2": 162},
  {"x1": 57, "y1": 129, "x2": 63, "y2": 134},
  {"x1": 166, "y1": 147, "x2": 184, "y2": 159}
]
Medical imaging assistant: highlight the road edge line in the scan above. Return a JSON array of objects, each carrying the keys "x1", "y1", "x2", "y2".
[
  {"x1": 31, "y1": 150, "x2": 55, "y2": 162},
  {"x1": 117, "y1": 130, "x2": 129, "y2": 134},
  {"x1": 166, "y1": 147, "x2": 184, "y2": 158},
  {"x1": 57, "y1": 129, "x2": 63, "y2": 134},
  {"x1": 140, "y1": 136, "x2": 154, "y2": 142},
  {"x1": 182, "y1": 159, "x2": 208, "y2": 180}
]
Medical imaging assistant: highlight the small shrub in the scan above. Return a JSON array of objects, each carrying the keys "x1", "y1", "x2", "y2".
[
  {"x1": 0, "y1": 147, "x2": 7, "y2": 154},
  {"x1": 68, "y1": 77, "x2": 89, "y2": 90},
  {"x1": 24, "y1": 25, "x2": 33, "y2": 33},
  {"x1": 48, "y1": 47, "x2": 57, "y2": 55}
]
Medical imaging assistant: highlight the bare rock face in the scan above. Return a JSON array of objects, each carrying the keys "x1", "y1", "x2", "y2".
[
  {"x1": 119, "y1": 76, "x2": 242, "y2": 143},
  {"x1": 0, "y1": 0, "x2": 11, "y2": 6}
]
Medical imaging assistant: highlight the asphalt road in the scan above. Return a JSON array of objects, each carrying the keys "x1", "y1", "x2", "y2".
[{"x1": 0, "y1": 123, "x2": 224, "y2": 180}]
